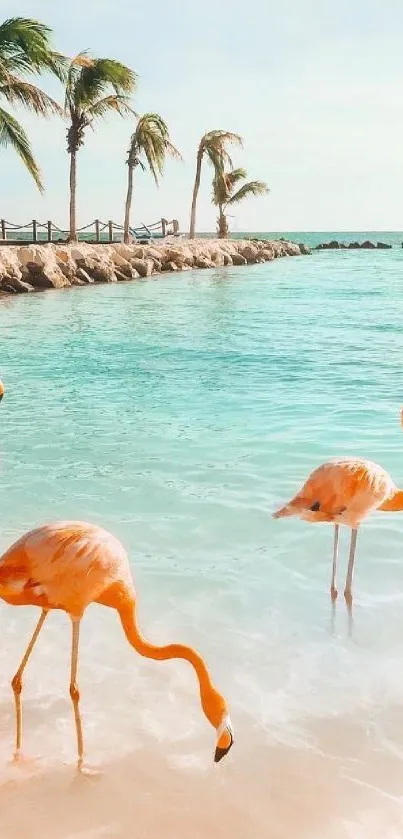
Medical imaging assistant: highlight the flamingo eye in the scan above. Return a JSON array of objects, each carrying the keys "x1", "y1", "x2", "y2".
[{"x1": 310, "y1": 501, "x2": 320, "y2": 511}]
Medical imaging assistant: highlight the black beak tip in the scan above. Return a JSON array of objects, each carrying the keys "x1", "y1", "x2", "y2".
[
  {"x1": 0, "y1": 393, "x2": 3, "y2": 403},
  {"x1": 214, "y1": 736, "x2": 234, "y2": 764}
]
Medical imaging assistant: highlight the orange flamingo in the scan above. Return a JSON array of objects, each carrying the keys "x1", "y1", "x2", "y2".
[
  {"x1": 0, "y1": 521, "x2": 233, "y2": 770},
  {"x1": 273, "y1": 434, "x2": 403, "y2": 602},
  {"x1": 0, "y1": 379, "x2": 4, "y2": 401}
]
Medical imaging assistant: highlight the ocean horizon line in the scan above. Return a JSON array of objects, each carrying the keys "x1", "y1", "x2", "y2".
[{"x1": 198, "y1": 228, "x2": 403, "y2": 234}]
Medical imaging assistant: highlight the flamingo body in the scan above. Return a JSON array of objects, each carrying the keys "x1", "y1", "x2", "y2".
[
  {"x1": 273, "y1": 458, "x2": 398, "y2": 527},
  {"x1": 0, "y1": 522, "x2": 233, "y2": 769},
  {"x1": 273, "y1": 456, "x2": 403, "y2": 601},
  {"x1": 0, "y1": 521, "x2": 134, "y2": 615}
]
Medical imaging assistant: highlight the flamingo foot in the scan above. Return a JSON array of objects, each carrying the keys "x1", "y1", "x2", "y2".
[
  {"x1": 77, "y1": 759, "x2": 103, "y2": 778},
  {"x1": 344, "y1": 589, "x2": 353, "y2": 607},
  {"x1": 11, "y1": 751, "x2": 41, "y2": 769}
]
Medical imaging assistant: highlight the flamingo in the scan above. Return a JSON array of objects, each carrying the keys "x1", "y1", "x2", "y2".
[
  {"x1": 0, "y1": 379, "x2": 4, "y2": 401},
  {"x1": 0, "y1": 521, "x2": 234, "y2": 771},
  {"x1": 273, "y1": 425, "x2": 403, "y2": 602}
]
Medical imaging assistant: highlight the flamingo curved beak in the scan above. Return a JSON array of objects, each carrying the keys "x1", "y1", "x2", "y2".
[
  {"x1": 214, "y1": 729, "x2": 234, "y2": 763},
  {"x1": 214, "y1": 715, "x2": 234, "y2": 763}
]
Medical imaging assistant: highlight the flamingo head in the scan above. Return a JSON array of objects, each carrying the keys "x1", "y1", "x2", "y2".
[
  {"x1": 273, "y1": 499, "x2": 335, "y2": 523},
  {"x1": 0, "y1": 380, "x2": 4, "y2": 402},
  {"x1": 201, "y1": 686, "x2": 234, "y2": 763},
  {"x1": 299, "y1": 505, "x2": 335, "y2": 523},
  {"x1": 214, "y1": 713, "x2": 234, "y2": 763}
]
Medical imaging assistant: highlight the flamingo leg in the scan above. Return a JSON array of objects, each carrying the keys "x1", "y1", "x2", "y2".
[
  {"x1": 69, "y1": 617, "x2": 85, "y2": 771},
  {"x1": 11, "y1": 608, "x2": 48, "y2": 759},
  {"x1": 344, "y1": 528, "x2": 358, "y2": 603},
  {"x1": 331, "y1": 524, "x2": 339, "y2": 600}
]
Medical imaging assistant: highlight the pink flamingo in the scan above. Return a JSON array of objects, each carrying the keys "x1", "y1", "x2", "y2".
[
  {"x1": 0, "y1": 379, "x2": 4, "y2": 402},
  {"x1": 273, "y1": 414, "x2": 403, "y2": 601},
  {"x1": 0, "y1": 521, "x2": 234, "y2": 771}
]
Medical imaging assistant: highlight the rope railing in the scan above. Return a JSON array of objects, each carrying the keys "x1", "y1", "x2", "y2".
[{"x1": 0, "y1": 217, "x2": 180, "y2": 244}]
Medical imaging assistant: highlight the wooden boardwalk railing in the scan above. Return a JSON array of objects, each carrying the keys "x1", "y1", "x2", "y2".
[{"x1": 0, "y1": 217, "x2": 180, "y2": 245}]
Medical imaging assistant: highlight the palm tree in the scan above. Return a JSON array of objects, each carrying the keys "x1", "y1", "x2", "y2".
[
  {"x1": 0, "y1": 17, "x2": 65, "y2": 191},
  {"x1": 123, "y1": 113, "x2": 182, "y2": 244},
  {"x1": 212, "y1": 168, "x2": 269, "y2": 238},
  {"x1": 65, "y1": 53, "x2": 136, "y2": 241},
  {"x1": 189, "y1": 130, "x2": 242, "y2": 239}
]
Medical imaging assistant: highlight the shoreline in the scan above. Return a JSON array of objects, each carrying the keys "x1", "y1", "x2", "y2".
[{"x1": 0, "y1": 238, "x2": 309, "y2": 296}]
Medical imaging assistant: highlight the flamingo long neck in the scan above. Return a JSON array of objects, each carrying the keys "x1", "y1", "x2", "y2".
[
  {"x1": 379, "y1": 489, "x2": 403, "y2": 512},
  {"x1": 118, "y1": 602, "x2": 222, "y2": 726}
]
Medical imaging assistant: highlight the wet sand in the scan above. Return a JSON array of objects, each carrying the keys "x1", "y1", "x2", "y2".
[
  {"x1": 0, "y1": 603, "x2": 402, "y2": 839},
  {"x1": 0, "y1": 716, "x2": 403, "y2": 839}
]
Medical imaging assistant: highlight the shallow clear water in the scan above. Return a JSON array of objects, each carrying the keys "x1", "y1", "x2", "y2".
[{"x1": 1, "y1": 250, "x2": 403, "y2": 836}]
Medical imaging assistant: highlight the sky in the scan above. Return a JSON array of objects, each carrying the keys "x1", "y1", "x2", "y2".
[{"x1": 2, "y1": 0, "x2": 403, "y2": 232}]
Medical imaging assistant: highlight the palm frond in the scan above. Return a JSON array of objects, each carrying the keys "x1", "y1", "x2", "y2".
[
  {"x1": 73, "y1": 58, "x2": 137, "y2": 109},
  {"x1": 164, "y1": 139, "x2": 182, "y2": 162},
  {"x1": 207, "y1": 147, "x2": 228, "y2": 173},
  {"x1": 136, "y1": 113, "x2": 182, "y2": 161},
  {"x1": 1, "y1": 74, "x2": 63, "y2": 115},
  {"x1": 65, "y1": 54, "x2": 137, "y2": 153},
  {"x1": 212, "y1": 168, "x2": 248, "y2": 206},
  {"x1": 73, "y1": 67, "x2": 106, "y2": 109},
  {"x1": 40, "y1": 50, "x2": 67, "y2": 83},
  {"x1": 224, "y1": 167, "x2": 247, "y2": 189},
  {"x1": 64, "y1": 52, "x2": 93, "y2": 113},
  {"x1": 87, "y1": 94, "x2": 134, "y2": 121},
  {"x1": 227, "y1": 180, "x2": 269, "y2": 205},
  {"x1": 128, "y1": 113, "x2": 182, "y2": 184},
  {"x1": 200, "y1": 129, "x2": 243, "y2": 152},
  {"x1": 0, "y1": 105, "x2": 42, "y2": 190},
  {"x1": 200, "y1": 129, "x2": 243, "y2": 172},
  {"x1": 0, "y1": 17, "x2": 51, "y2": 61},
  {"x1": 212, "y1": 165, "x2": 269, "y2": 219},
  {"x1": 93, "y1": 59, "x2": 137, "y2": 94},
  {"x1": 212, "y1": 172, "x2": 227, "y2": 207},
  {"x1": 0, "y1": 18, "x2": 66, "y2": 79},
  {"x1": 69, "y1": 51, "x2": 94, "y2": 69}
]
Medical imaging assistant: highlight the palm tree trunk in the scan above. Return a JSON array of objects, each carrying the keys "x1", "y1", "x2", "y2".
[
  {"x1": 189, "y1": 148, "x2": 203, "y2": 239},
  {"x1": 69, "y1": 149, "x2": 77, "y2": 242},
  {"x1": 123, "y1": 163, "x2": 134, "y2": 245},
  {"x1": 217, "y1": 205, "x2": 228, "y2": 239}
]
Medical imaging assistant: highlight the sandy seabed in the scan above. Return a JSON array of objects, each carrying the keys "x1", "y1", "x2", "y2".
[
  {"x1": 0, "y1": 720, "x2": 402, "y2": 839},
  {"x1": 0, "y1": 601, "x2": 401, "y2": 839}
]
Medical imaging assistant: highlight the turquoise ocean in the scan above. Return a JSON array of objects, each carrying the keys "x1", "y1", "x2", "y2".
[{"x1": 1, "y1": 235, "x2": 403, "y2": 837}]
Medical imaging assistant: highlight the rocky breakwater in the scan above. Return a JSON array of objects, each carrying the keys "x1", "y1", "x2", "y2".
[
  {"x1": 315, "y1": 240, "x2": 392, "y2": 250},
  {"x1": 0, "y1": 238, "x2": 309, "y2": 295}
]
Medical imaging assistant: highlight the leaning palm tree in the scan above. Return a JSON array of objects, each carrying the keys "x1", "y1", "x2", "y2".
[
  {"x1": 189, "y1": 130, "x2": 242, "y2": 239},
  {"x1": 123, "y1": 113, "x2": 182, "y2": 244},
  {"x1": 212, "y1": 168, "x2": 269, "y2": 238},
  {"x1": 65, "y1": 53, "x2": 136, "y2": 241},
  {"x1": 0, "y1": 17, "x2": 65, "y2": 191}
]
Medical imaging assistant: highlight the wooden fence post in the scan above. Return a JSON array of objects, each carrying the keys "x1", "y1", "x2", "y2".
[
  {"x1": 47, "y1": 221, "x2": 52, "y2": 243},
  {"x1": 161, "y1": 218, "x2": 167, "y2": 238},
  {"x1": 1, "y1": 219, "x2": 5, "y2": 240},
  {"x1": 32, "y1": 219, "x2": 37, "y2": 243},
  {"x1": 173, "y1": 219, "x2": 179, "y2": 235},
  {"x1": 108, "y1": 220, "x2": 113, "y2": 242},
  {"x1": 95, "y1": 219, "x2": 100, "y2": 243}
]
